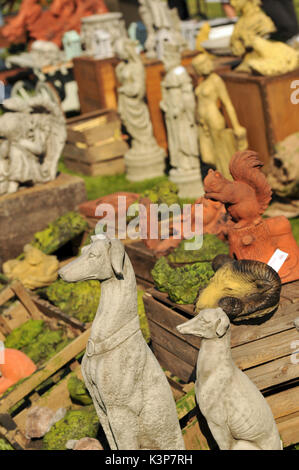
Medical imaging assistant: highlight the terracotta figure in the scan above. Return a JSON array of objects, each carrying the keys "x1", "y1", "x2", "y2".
[
  {"x1": 59, "y1": 235, "x2": 185, "y2": 450},
  {"x1": 204, "y1": 150, "x2": 299, "y2": 284},
  {"x1": 160, "y1": 43, "x2": 204, "y2": 198},
  {"x1": 0, "y1": 349, "x2": 37, "y2": 395},
  {"x1": 192, "y1": 54, "x2": 248, "y2": 180},
  {"x1": 177, "y1": 308, "x2": 282, "y2": 450},
  {"x1": 116, "y1": 39, "x2": 165, "y2": 181}
]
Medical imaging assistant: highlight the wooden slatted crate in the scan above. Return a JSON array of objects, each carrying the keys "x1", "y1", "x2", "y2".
[
  {"x1": 0, "y1": 281, "x2": 88, "y2": 415},
  {"x1": 64, "y1": 109, "x2": 128, "y2": 176},
  {"x1": 143, "y1": 281, "x2": 299, "y2": 448}
]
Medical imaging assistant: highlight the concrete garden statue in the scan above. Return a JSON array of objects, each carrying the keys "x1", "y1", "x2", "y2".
[
  {"x1": 192, "y1": 54, "x2": 248, "y2": 180},
  {"x1": 59, "y1": 235, "x2": 185, "y2": 450},
  {"x1": 116, "y1": 39, "x2": 166, "y2": 182},
  {"x1": 0, "y1": 94, "x2": 66, "y2": 195},
  {"x1": 160, "y1": 43, "x2": 204, "y2": 199},
  {"x1": 177, "y1": 307, "x2": 282, "y2": 450}
]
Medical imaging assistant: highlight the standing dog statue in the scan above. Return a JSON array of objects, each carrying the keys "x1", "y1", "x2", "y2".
[
  {"x1": 177, "y1": 308, "x2": 282, "y2": 450},
  {"x1": 59, "y1": 235, "x2": 185, "y2": 450}
]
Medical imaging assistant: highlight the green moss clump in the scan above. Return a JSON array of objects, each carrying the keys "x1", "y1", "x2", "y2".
[
  {"x1": 141, "y1": 180, "x2": 179, "y2": 206},
  {"x1": 168, "y1": 234, "x2": 229, "y2": 264},
  {"x1": 32, "y1": 212, "x2": 88, "y2": 255},
  {"x1": 137, "y1": 289, "x2": 150, "y2": 343},
  {"x1": 5, "y1": 319, "x2": 44, "y2": 349},
  {"x1": 46, "y1": 279, "x2": 101, "y2": 323},
  {"x1": 4, "y1": 319, "x2": 70, "y2": 366},
  {"x1": 151, "y1": 257, "x2": 214, "y2": 304},
  {"x1": 67, "y1": 375, "x2": 92, "y2": 406},
  {"x1": 42, "y1": 405, "x2": 99, "y2": 450},
  {"x1": 23, "y1": 329, "x2": 70, "y2": 364},
  {"x1": 0, "y1": 438, "x2": 14, "y2": 450}
]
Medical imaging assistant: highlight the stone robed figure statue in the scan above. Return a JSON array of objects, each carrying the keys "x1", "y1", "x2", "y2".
[
  {"x1": 192, "y1": 54, "x2": 248, "y2": 180},
  {"x1": 115, "y1": 38, "x2": 165, "y2": 181}
]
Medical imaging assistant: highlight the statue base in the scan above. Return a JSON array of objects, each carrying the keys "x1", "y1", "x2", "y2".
[
  {"x1": 125, "y1": 146, "x2": 166, "y2": 182},
  {"x1": 0, "y1": 173, "x2": 87, "y2": 263},
  {"x1": 228, "y1": 216, "x2": 299, "y2": 284},
  {"x1": 169, "y1": 168, "x2": 204, "y2": 199}
]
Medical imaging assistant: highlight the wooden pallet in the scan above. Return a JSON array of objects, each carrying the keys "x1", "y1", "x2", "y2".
[
  {"x1": 143, "y1": 281, "x2": 299, "y2": 447},
  {"x1": 0, "y1": 281, "x2": 88, "y2": 414}
]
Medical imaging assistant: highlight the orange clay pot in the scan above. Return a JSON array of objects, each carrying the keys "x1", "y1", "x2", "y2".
[{"x1": 0, "y1": 349, "x2": 36, "y2": 395}]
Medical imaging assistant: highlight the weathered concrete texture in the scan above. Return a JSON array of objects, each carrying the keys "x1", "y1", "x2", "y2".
[{"x1": 0, "y1": 173, "x2": 87, "y2": 263}]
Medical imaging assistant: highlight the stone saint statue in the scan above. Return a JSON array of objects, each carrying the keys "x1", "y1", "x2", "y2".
[
  {"x1": 116, "y1": 39, "x2": 165, "y2": 182},
  {"x1": 160, "y1": 43, "x2": 203, "y2": 198},
  {"x1": 138, "y1": 0, "x2": 187, "y2": 60},
  {"x1": 0, "y1": 94, "x2": 66, "y2": 195},
  {"x1": 192, "y1": 54, "x2": 248, "y2": 180}
]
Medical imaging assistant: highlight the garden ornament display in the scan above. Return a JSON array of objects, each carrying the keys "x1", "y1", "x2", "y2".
[
  {"x1": 0, "y1": 94, "x2": 66, "y2": 195},
  {"x1": 0, "y1": 348, "x2": 36, "y2": 395},
  {"x1": 3, "y1": 245, "x2": 59, "y2": 290},
  {"x1": 177, "y1": 308, "x2": 282, "y2": 450},
  {"x1": 160, "y1": 43, "x2": 204, "y2": 199},
  {"x1": 138, "y1": 0, "x2": 187, "y2": 60},
  {"x1": 204, "y1": 150, "x2": 299, "y2": 284},
  {"x1": 192, "y1": 53, "x2": 248, "y2": 180},
  {"x1": 195, "y1": 257, "x2": 281, "y2": 323},
  {"x1": 230, "y1": 0, "x2": 276, "y2": 57},
  {"x1": 59, "y1": 235, "x2": 185, "y2": 450},
  {"x1": 116, "y1": 39, "x2": 166, "y2": 182}
]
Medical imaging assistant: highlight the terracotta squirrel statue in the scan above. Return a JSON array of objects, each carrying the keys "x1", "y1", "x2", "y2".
[{"x1": 204, "y1": 150, "x2": 272, "y2": 228}]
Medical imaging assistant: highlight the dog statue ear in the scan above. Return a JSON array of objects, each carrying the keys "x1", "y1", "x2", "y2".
[
  {"x1": 215, "y1": 310, "x2": 230, "y2": 338},
  {"x1": 109, "y1": 239, "x2": 125, "y2": 279}
]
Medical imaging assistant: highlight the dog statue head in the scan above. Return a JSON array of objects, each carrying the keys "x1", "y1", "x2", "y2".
[
  {"x1": 59, "y1": 235, "x2": 125, "y2": 283},
  {"x1": 176, "y1": 307, "x2": 230, "y2": 339}
]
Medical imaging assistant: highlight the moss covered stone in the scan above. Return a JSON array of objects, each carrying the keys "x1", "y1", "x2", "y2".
[
  {"x1": 32, "y1": 212, "x2": 88, "y2": 255},
  {"x1": 151, "y1": 257, "x2": 214, "y2": 304},
  {"x1": 67, "y1": 375, "x2": 93, "y2": 406},
  {"x1": 168, "y1": 234, "x2": 229, "y2": 264},
  {"x1": 46, "y1": 279, "x2": 101, "y2": 323},
  {"x1": 141, "y1": 180, "x2": 179, "y2": 206},
  {"x1": 5, "y1": 319, "x2": 44, "y2": 350},
  {"x1": 4, "y1": 319, "x2": 70, "y2": 365},
  {"x1": 0, "y1": 438, "x2": 14, "y2": 450},
  {"x1": 42, "y1": 405, "x2": 99, "y2": 450}
]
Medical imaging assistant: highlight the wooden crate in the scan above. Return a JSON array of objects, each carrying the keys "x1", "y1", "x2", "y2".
[
  {"x1": 143, "y1": 281, "x2": 299, "y2": 448},
  {"x1": 125, "y1": 241, "x2": 157, "y2": 288},
  {"x1": 64, "y1": 109, "x2": 128, "y2": 176},
  {"x1": 219, "y1": 68, "x2": 299, "y2": 166},
  {"x1": 0, "y1": 281, "x2": 88, "y2": 414}
]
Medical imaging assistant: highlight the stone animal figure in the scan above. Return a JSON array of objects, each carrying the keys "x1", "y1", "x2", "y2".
[
  {"x1": 177, "y1": 308, "x2": 282, "y2": 450},
  {"x1": 195, "y1": 256, "x2": 281, "y2": 322},
  {"x1": 59, "y1": 235, "x2": 185, "y2": 450},
  {"x1": 204, "y1": 150, "x2": 272, "y2": 228}
]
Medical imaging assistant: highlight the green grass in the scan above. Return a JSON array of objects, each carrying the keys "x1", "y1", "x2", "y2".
[{"x1": 58, "y1": 160, "x2": 168, "y2": 201}]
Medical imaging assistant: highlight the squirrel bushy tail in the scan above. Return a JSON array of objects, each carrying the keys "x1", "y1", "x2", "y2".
[{"x1": 229, "y1": 151, "x2": 272, "y2": 214}]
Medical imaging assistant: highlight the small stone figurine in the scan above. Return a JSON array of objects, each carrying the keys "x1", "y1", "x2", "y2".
[
  {"x1": 116, "y1": 38, "x2": 166, "y2": 182},
  {"x1": 192, "y1": 54, "x2": 248, "y2": 181},
  {"x1": 160, "y1": 43, "x2": 204, "y2": 198},
  {"x1": 59, "y1": 235, "x2": 185, "y2": 450},
  {"x1": 177, "y1": 308, "x2": 282, "y2": 450}
]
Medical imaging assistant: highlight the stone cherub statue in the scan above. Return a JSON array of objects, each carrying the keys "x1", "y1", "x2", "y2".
[
  {"x1": 0, "y1": 94, "x2": 66, "y2": 195},
  {"x1": 177, "y1": 308, "x2": 282, "y2": 450},
  {"x1": 116, "y1": 38, "x2": 166, "y2": 182},
  {"x1": 192, "y1": 54, "x2": 248, "y2": 180},
  {"x1": 160, "y1": 43, "x2": 203, "y2": 198},
  {"x1": 138, "y1": 0, "x2": 187, "y2": 60},
  {"x1": 59, "y1": 235, "x2": 185, "y2": 450},
  {"x1": 230, "y1": 0, "x2": 276, "y2": 57}
]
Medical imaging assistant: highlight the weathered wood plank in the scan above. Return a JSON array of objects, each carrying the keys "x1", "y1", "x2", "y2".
[
  {"x1": 267, "y1": 386, "x2": 299, "y2": 420},
  {"x1": 276, "y1": 411, "x2": 299, "y2": 447},
  {"x1": 246, "y1": 355, "x2": 299, "y2": 391},
  {"x1": 10, "y1": 282, "x2": 42, "y2": 320},
  {"x1": 152, "y1": 343, "x2": 195, "y2": 384}
]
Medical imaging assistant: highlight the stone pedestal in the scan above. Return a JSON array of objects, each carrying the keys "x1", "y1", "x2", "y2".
[
  {"x1": 169, "y1": 168, "x2": 204, "y2": 199},
  {"x1": 125, "y1": 147, "x2": 166, "y2": 182},
  {"x1": 0, "y1": 174, "x2": 87, "y2": 263}
]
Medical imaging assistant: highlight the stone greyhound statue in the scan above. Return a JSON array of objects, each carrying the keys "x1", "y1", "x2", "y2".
[
  {"x1": 59, "y1": 235, "x2": 185, "y2": 450},
  {"x1": 177, "y1": 308, "x2": 282, "y2": 451}
]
